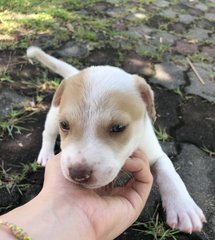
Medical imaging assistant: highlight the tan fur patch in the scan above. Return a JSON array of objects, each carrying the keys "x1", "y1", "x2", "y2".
[
  {"x1": 58, "y1": 71, "x2": 87, "y2": 145},
  {"x1": 95, "y1": 91, "x2": 145, "y2": 151},
  {"x1": 134, "y1": 75, "x2": 156, "y2": 122},
  {"x1": 52, "y1": 80, "x2": 66, "y2": 107}
]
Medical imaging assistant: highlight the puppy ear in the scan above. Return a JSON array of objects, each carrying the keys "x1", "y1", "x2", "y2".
[
  {"x1": 52, "y1": 80, "x2": 65, "y2": 107},
  {"x1": 134, "y1": 75, "x2": 156, "y2": 122}
]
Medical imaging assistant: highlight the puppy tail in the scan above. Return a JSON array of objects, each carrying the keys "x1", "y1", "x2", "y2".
[{"x1": 26, "y1": 46, "x2": 79, "y2": 79}]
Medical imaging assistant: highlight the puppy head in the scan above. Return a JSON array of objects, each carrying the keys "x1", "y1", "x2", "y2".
[{"x1": 53, "y1": 66, "x2": 155, "y2": 188}]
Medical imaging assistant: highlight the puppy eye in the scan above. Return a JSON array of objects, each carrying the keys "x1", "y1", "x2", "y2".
[
  {"x1": 110, "y1": 124, "x2": 126, "y2": 133},
  {"x1": 60, "y1": 121, "x2": 70, "y2": 131}
]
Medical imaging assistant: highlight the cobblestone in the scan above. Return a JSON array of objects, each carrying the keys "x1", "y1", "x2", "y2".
[
  {"x1": 185, "y1": 63, "x2": 215, "y2": 103},
  {"x1": 149, "y1": 63, "x2": 186, "y2": 90},
  {"x1": 1, "y1": 1, "x2": 215, "y2": 239}
]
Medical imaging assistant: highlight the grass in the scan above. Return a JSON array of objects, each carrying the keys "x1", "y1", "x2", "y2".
[
  {"x1": 21, "y1": 71, "x2": 61, "y2": 92},
  {"x1": 0, "y1": 0, "x2": 100, "y2": 49},
  {"x1": 36, "y1": 74, "x2": 60, "y2": 91},
  {"x1": 201, "y1": 146, "x2": 215, "y2": 157},
  {"x1": 75, "y1": 27, "x2": 97, "y2": 42},
  {"x1": 190, "y1": 52, "x2": 213, "y2": 63},
  {"x1": 136, "y1": 41, "x2": 172, "y2": 61},
  {"x1": 0, "y1": 121, "x2": 25, "y2": 138},
  {"x1": 0, "y1": 160, "x2": 40, "y2": 195},
  {"x1": 132, "y1": 207, "x2": 179, "y2": 240},
  {"x1": 155, "y1": 127, "x2": 170, "y2": 142},
  {"x1": 0, "y1": 0, "x2": 214, "y2": 238},
  {"x1": 0, "y1": 0, "x2": 124, "y2": 50},
  {"x1": 174, "y1": 87, "x2": 183, "y2": 98},
  {"x1": 0, "y1": 0, "x2": 170, "y2": 56},
  {"x1": 0, "y1": 204, "x2": 15, "y2": 212},
  {"x1": 209, "y1": 70, "x2": 215, "y2": 82},
  {"x1": 0, "y1": 67, "x2": 14, "y2": 83},
  {"x1": 0, "y1": 71, "x2": 60, "y2": 139},
  {"x1": 0, "y1": 108, "x2": 34, "y2": 138}
]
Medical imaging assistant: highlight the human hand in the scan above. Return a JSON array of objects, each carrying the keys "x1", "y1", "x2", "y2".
[
  {"x1": 1, "y1": 150, "x2": 153, "y2": 240},
  {"x1": 41, "y1": 149, "x2": 153, "y2": 240}
]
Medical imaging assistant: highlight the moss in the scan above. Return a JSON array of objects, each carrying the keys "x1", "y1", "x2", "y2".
[{"x1": 0, "y1": 0, "x2": 101, "y2": 50}]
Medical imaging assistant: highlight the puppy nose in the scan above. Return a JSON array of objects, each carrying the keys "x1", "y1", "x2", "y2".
[{"x1": 69, "y1": 165, "x2": 92, "y2": 183}]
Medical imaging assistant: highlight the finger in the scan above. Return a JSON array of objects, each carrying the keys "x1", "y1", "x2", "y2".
[
  {"x1": 115, "y1": 155, "x2": 153, "y2": 212},
  {"x1": 44, "y1": 153, "x2": 62, "y2": 179},
  {"x1": 123, "y1": 151, "x2": 152, "y2": 185},
  {"x1": 43, "y1": 153, "x2": 73, "y2": 190}
]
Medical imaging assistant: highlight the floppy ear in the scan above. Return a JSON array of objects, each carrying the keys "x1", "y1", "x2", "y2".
[
  {"x1": 134, "y1": 75, "x2": 156, "y2": 122},
  {"x1": 52, "y1": 80, "x2": 66, "y2": 107}
]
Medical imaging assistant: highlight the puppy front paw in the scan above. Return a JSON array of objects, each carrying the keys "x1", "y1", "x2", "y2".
[
  {"x1": 37, "y1": 148, "x2": 54, "y2": 166},
  {"x1": 163, "y1": 195, "x2": 206, "y2": 233}
]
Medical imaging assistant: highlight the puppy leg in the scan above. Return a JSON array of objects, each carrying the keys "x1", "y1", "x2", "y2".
[
  {"x1": 38, "y1": 105, "x2": 59, "y2": 166},
  {"x1": 152, "y1": 154, "x2": 206, "y2": 233},
  {"x1": 140, "y1": 114, "x2": 205, "y2": 232}
]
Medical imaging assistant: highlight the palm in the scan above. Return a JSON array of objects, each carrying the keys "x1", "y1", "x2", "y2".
[{"x1": 43, "y1": 152, "x2": 152, "y2": 240}]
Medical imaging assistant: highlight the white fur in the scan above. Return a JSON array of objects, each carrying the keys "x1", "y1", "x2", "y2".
[
  {"x1": 27, "y1": 47, "x2": 205, "y2": 233},
  {"x1": 27, "y1": 46, "x2": 79, "y2": 79},
  {"x1": 61, "y1": 138, "x2": 122, "y2": 189},
  {"x1": 37, "y1": 106, "x2": 59, "y2": 166},
  {"x1": 153, "y1": 155, "x2": 205, "y2": 232}
]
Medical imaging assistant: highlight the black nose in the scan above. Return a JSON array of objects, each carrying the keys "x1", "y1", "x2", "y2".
[{"x1": 69, "y1": 165, "x2": 92, "y2": 183}]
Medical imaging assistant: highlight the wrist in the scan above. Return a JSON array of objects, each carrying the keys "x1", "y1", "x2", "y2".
[{"x1": 1, "y1": 192, "x2": 96, "y2": 240}]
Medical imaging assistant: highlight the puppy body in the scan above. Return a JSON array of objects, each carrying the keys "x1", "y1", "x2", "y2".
[{"x1": 27, "y1": 47, "x2": 205, "y2": 232}]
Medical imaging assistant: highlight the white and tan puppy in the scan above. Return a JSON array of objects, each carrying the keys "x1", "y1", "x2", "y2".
[{"x1": 27, "y1": 46, "x2": 206, "y2": 233}]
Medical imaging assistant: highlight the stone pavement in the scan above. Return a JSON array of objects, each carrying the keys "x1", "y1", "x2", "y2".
[{"x1": 0, "y1": 0, "x2": 214, "y2": 239}]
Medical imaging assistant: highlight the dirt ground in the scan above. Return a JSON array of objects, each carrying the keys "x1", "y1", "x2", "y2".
[{"x1": 0, "y1": 1, "x2": 215, "y2": 239}]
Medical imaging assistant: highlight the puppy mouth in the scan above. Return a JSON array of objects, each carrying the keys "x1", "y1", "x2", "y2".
[
  {"x1": 81, "y1": 170, "x2": 133, "y2": 189},
  {"x1": 79, "y1": 183, "x2": 104, "y2": 189},
  {"x1": 66, "y1": 172, "x2": 119, "y2": 189},
  {"x1": 60, "y1": 157, "x2": 121, "y2": 189},
  {"x1": 69, "y1": 178, "x2": 106, "y2": 189},
  {"x1": 61, "y1": 169, "x2": 102, "y2": 189}
]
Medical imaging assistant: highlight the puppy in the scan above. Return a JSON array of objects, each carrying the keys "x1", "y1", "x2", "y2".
[{"x1": 27, "y1": 46, "x2": 206, "y2": 233}]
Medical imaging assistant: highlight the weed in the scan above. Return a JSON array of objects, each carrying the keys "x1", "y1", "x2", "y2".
[
  {"x1": 0, "y1": 122, "x2": 25, "y2": 138},
  {"x1": 140, "y1": 0, "x2": 156, "y2": 5},
  {"x1": 184, "y1": 95, "x2": 193, "y2": 100},
  {"x1": 136, "y1": 41, "x2": 171, "y2": 61},
  {"x1": 157, "y1": 23, "x2": 169, "y2": 31},
  {"x1": 174, "y1": 87, "x2": 183, "y2": 98},
  {"x1": 157, "y1": 43, "x2": 171, "y2": 56},
  {"x1": 0, "y1": 160, "x2": 40, "y2": 195},
  {"x1": 132, "y1": 207, "x2": 179, "y2": 240},
  {"x1": 21, "y1": 160, "x2": 40, "y2": 176},
  {"x1": 65, "y1": 58, "x2": 84, "y2": 69},
  {"x1": 76, "y1": 27, "x2": 97, "y2": 42},
  {"x1": 23, "y1": 73, "x2": 60, "y2": 92},
  {"x1": 155, "y1": 127, "x2": 170, "y2": 142},
  {"x1": 38, "y1": 75, "x2": 60, "y2": 91},
  {"x1": 0, "y1": 0, "x2": 103, "y2": 50},
  {"x1": 201, "y1": 146, "x2": 215, "y2": 157},
  {"x1": 0, "y1": 163, "x2": 23, "y2": 195},
  {"x1": 0, "y1": 108, "x2": 33, "y2": 138},
  {"x1": 190, "y1": 52, "x2": 212, "y2": 63},
  {"x1": 0, "y1": 67, "x2": 14, "y2": 83},
  {"x1": 209, "y1": 71, "x2": 215, "y2": 82},
  {"x1": 137, "y1": 44, "x2": 158, "y2": 60},
  {"x1": 133, "y1": 218, "x2": 179, "y2": 239},
  {"x1": 0, "y1": 205, "x2": 14, "y2": 212}
]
